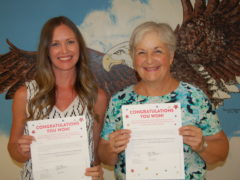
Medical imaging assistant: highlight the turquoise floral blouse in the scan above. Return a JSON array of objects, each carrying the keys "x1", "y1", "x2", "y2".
[{"x1": 101, "y1": 82, "x2": 222, "y2": 180}]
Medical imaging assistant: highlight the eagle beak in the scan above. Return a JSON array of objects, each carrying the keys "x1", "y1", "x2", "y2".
[{"x1": 102, "y1": 54, "x2": 125, "y2": 72}]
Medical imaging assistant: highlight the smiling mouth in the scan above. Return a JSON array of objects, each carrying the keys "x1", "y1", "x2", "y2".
[
  {"x1": 144, "y1": 66, "x2": 160, "y2": 71},
  {"x1": 58, "y1": 56, "x2": 73, "y2": 61}
]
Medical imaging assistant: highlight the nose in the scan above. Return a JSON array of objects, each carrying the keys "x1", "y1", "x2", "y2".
[
  {"x1": 60, "y1": 43, "x2": 68, "y2": 53},
  {"x1": 146, "y1": 53, "x2": 153, "y2": 64}
]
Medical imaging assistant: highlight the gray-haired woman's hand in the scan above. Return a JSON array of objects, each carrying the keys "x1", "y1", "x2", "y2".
[
  {"x1": 179, "y1": 125, "x2": 204, "y2": 152},
  {"x1": 108, "y1": 129, "x2": 131, "y2": 154}
]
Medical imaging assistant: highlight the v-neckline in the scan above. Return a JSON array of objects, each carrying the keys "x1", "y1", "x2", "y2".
[{"x1": 53, "y1": 96, "x2": 78, "y2": 114}]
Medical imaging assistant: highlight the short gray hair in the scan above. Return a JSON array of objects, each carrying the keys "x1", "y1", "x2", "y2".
[{"x1": 129, "y1": 21, "x2": 176, "y2": 57}]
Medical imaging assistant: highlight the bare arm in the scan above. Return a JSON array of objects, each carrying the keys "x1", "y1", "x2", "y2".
[
  {"x1": 179, "y1": 125, "x2": 229, "y2": 164},
  {"x1": 8, "y1": 86, "x2": 34, "y2": 163},
  {"x1": 198, "y1": 131, "x2": 229, "y2": 164},
  {"x1": 92, "y1": 88, "x2": 108, "y2": 165},
  {"x1": 98, "y1": 129, "x2": 131, "y2": 166},
  {"x1": 98, "y1": 138, "x2": 118, "y2": 166}
]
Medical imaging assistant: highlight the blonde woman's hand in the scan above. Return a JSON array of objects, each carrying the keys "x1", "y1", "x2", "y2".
[
  {"x1": 16, "y1": 135, "x2": 35, "y2": 158},
  {"x1": 85, "y1": 165, "x2": 104, "y2": 180}
]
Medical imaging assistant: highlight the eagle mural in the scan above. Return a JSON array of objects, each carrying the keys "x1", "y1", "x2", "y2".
[{"x1": 0, "y1": 0, "x2": 240, "y2": 107}]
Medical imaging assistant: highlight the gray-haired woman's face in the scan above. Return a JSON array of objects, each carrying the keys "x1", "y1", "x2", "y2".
[{"x1": 133, "y1": 31, "x2": 174, "y2": 84}]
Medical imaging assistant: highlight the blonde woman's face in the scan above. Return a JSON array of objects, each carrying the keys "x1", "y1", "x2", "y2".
[
  {"x1": 133, "y1": 31, "x2": 173, "y2": 84},
  {"x1": 49, "y1": 24, "x2": 80, "y2": 73}
]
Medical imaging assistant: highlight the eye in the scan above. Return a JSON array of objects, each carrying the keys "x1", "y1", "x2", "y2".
[
  {"x1": 154, "y1": 49, "x2": 162, "y2": 54},
  {"x1": 49, "y1": 42, "x2": 60, "y2": 47},
  {"x1": 114, "y1": 49, "x2": 125, "y2": 55},
  {"x1": 67, "y1": 40, "x2": 76, "y2": 44},
  {"x1": 136, "y1": 50, "x2": 146, "y2": 55}
]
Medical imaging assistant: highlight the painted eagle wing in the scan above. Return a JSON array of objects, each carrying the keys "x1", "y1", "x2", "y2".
[
  {"x1": 1, "y1": 0, "x2": 240, "y2": 106},
  {"x1": 102, "y1": 0, "x2": 240, "y2": 107},
  {"x1": 0, "y1": 40, "x2": 37, "y2": 99},
  {"x1": 0, "y1": 40, "x2": 136, "y2": 100},
  {"x1": 172, "y1": 0, "x2": 240, "y2": 107}
]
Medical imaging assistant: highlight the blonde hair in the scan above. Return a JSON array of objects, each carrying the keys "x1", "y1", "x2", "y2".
[
  {"x1": 129, "y1": 21, "x2": 176, "y2": 58},
  {"x1": 27, "y1": 16, "x2": 98, "y2": 120}
]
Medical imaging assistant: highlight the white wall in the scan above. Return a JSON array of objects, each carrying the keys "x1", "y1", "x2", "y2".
[{"x1": 0, "y1": 135, "x2": 22, "y2": 179}]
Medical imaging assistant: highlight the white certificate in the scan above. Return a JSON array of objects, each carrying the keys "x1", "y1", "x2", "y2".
[
  {"x1": 27, "y1": 116, "x2": 91, "y2": 180},
  {"x1": 122, "y1": 103, "x2": 184, "y2": 180}
]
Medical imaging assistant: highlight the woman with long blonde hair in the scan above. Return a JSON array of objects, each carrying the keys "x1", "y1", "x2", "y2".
[{"x1": 8, "y1": 16, "x2": 107, "y2": 180}]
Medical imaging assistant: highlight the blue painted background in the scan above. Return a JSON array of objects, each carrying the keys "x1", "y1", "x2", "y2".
[
  {"x1": 0, "y1": 0, "x2": 239, "y2": 138},
  {"x1": 0, "y1": 0, "x2": 109, "y2": 134}
]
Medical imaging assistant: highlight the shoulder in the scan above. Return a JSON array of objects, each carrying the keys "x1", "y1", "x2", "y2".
[
  {"x1": 24, "y1": 80, "x2": 39, "y2": 99},
  {"x1": 179, "y1": 82, "x2": 216, "y2": 113},
  {"x1": 14, "y1": 86, "x2": 27, "y2": 101},
  {"x1": 106, "y1": 85, "x2": 135, "y2": 111},
  {"x1": 111, "y1": 85, "x2": 134, "y2": 100},
  {"x1": 25, "y1": 80, "x2": 38, "y2": 89},
  {"x1": 179, "y1": 82, "x2": 202, "y2": 92},
  {"x1": 96, "y1": 88, "x2": 108, "y2": 104},
  {"x1": 97, "y1": 88, "x2": 107, "y2": 98},
  {"x1": 179, "y1": 82, "x2": 207, "y2": 99},
  {"x1": 12, "y1": 86, "x2": 28, "y2": 115}
]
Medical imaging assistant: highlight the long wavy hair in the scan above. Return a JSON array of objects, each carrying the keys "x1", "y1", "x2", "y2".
[{"x1": 27, "y1": 16, "x2": 98, "y2": 121}]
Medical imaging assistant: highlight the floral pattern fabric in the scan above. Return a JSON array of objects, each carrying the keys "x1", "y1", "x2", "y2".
[{"x1": 101, "y1": 82, "x2": 222, "y2": 180}]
